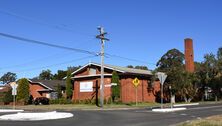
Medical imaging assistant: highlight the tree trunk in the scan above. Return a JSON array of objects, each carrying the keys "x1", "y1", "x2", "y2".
[
  {"x1": 215, "y1": 95, "x2": 218, "y2": 101},
  {"x1": 188, "y1": 98, "x2": 192, "y2": 103},
  {"x1": 171, "y1": 94, "x2": 175, "y2": 104},
  {"x1": 184, "y1": 96, "x2": 188, "y2": 103}
]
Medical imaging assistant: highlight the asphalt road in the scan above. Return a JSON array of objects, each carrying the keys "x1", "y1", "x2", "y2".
[{"x1": 1, "y1": 103, "x2": 222, "y2": 126}]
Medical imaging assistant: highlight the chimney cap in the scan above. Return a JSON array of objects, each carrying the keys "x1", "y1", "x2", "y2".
[{"x1": 184, "y1": 38, "x2": 193, "y2": 41}]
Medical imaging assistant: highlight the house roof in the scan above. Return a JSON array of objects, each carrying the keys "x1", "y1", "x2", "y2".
[
  {"x1": 73, "y1": 74, "x2": 112, "y2": 79},
  {"x1": 0, "y1": 84, "x2": 11, "y2": 93},
  {"x1": 72, "y1": 62, "x2": 153, "y2": 76},
  {"x1": 29, "y1": 79, "x2": 66, "y2": 91}
]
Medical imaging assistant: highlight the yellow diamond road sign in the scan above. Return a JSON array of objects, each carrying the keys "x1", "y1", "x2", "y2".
[{"x1": 132, "y1": 77, "x2": 140, "y2": 87}]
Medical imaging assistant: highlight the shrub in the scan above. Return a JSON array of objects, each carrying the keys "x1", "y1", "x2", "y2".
[
  {"x1": 17, "y1": 78, "x2": 29, "y2": 104},
  {"x1": 55, "y1": 83, "x2": 63, "y2": 99},
  {"x1": 73, "y1": 100, "x2": 79, "y2": 104},
  {"x1": 49, "y1": 98, "x2": 73, "y2": 104},
  {"x1": 111, "y1": 71, "x2": 120, "y2": 103},
  {"x1": 66, "y1": 72, "x2": 73, "y2": 99},
  {"x1": 33, "y1": 97, "x2": 49, "y2": 105},
  {"x1": 107, "y1": 97, "x2": 112, "y2": 104},
  {"x1": 3, "y1": 89, "x2": 13, "y2": 104}
]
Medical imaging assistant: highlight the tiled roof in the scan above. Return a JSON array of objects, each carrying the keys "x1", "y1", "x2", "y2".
[
  {"x1": 29, "y1": 79, "x2": 66, "y2": 90},
  {"x1": 0, "y1": 84, "x2": 11, "y2": 93},
  {"x1": 72, "y1": 62, "x2": 153, "y2": 76},
  {"x1": 104, "y1": 63, "x2": 152, "y2": 75}
]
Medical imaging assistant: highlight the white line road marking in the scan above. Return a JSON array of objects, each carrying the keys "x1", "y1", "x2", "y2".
[
  {"x1": 180, "y1": 113, "x2": 187, "y2": 116},
  {"x1": 197, "y1": 117, "x2": 202, "y2": 120}
]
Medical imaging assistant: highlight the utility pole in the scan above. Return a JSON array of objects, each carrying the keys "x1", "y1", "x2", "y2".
[{"x1": 96, "y1": 26, "x2": 109, "y2": 108}]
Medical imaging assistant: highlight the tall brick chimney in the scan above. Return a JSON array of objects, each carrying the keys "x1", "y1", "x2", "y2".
[{"x1": 184, "y1": 38, "x2": 194, "y2": 73}]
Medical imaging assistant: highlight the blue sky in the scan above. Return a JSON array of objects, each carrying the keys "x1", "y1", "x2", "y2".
[{"x1": 0, "y1": 0, "x2": 221, "y2": 79}]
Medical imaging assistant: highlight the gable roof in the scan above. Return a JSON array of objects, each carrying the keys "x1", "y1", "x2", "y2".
[
  {"x1": 71, "y1": 62, "x2": 153, "y2": 76},
  {"x1": 29, "y1": 79, "x2": 66, "y2": 91},
  {"x1": 0, "y1": 84, "x2": 11, "y2": 93}
]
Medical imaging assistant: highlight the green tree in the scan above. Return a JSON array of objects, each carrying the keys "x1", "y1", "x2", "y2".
[
  {"x1": 0, "y1": 72, "x2": 17, "y2": 83},
  {"x1": 53, "y1": 70, "x2": 67, "y2": 80},
  {"x1": 156, "y1": 48, "x2": 198, "y2": 102},
  {"x1": 66, "y1": 71, "x2": 73, "y2": 99},
  {"x1": 217, "y1": 47, "x2": 222, "y2": 60},
  {"x1": 127, "y1": 65, "x2": 148, "y2": 70},
  {"x1": 17, "y1": 78, "x2": 30, "y2": 104},
  {"x1": 203, "y1": 53, "x2": 221, "y2": 101},
  {"x1": 204, "y1": 53, "x2": 218, "y2": 79},
  {"x1": 126, "y1": 65, "x2": 134, "y2": 68},
  {"x1": 135, "y1": 66, "x2": 148, "y2": 70},
  {"x1": 195, "y1": 52, "x2": 222, "y2": 101},
  {"x1": 177, "y1": 72, "x2": 198, "y2": 102},
  {"x1": 56, "y1": 83, "x2": 63, "y2": 99},
  {"x1": 39, "y1": 69, "x2": 53, "y2": 80},
  {"x1": 156, "y1": 48, "x2": 184, "y2": 70},
  {"x1": 195, "y1": 61, "x2": 208, "y2": 100},
  {"x1": 67, "y1": 66, "x2": 81, "y2": 73},
  {"x1": 3, "y1": 88, "x2": 13, "y2": 104},
  {"x1": 217, "y1": 47, "x2": 222, "y2": 74},
  {"x1": 156, "y1": 48, "x2": 184, "y2": 92},
  {"x1": 111, "y1": 71, "x2": 120, "y2": 102}
]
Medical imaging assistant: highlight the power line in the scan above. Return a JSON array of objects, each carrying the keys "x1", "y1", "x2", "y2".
[
  {"x1": 0, "y1": 10, "x2": 94, "y2": 38},
  {"x1": 0, "y1": 51, "x2": 75, "y2": 70},
  {"x1": 0, "y1": 32, "x2": 156, "y2": 71},
  {"x1": 0, "y1": 10, "x2": 157, "y2": 64},
  {"x1": 0, "y1": 32, "x2": 98, "y2": 56},
  {"x1": 0, "y1": 55, "x2": 97, "y2": 74},
  {"x1": 105, "y1": 53, "x2": 156, "y2": 66}
]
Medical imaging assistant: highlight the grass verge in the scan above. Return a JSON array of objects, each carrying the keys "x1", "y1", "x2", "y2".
[
  {"x1": 0, "y1": 102, "x2": 159, "y2": 111},
  {"x1": 177, "y1": 115, "x2": 222, "y2": 126}
]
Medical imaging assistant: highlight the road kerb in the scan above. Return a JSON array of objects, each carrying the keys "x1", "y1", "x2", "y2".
[
  {"x1": 0, "y1": 109, "x2": 24, "y2": 113},
  {"x1": 173, "y1": 103, "x2": 199, "y2": 107},
  {"x1": 152, "y1": 108, "x2": 186, "y2": 112}
]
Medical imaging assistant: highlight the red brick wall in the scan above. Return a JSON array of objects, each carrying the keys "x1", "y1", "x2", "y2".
[
  {"x1": 72, "y1": 76, "x2": 160, "y2": 103},
  {"x1": 29, "y1": 83, "x2": 45, "y2": 99},
  {"x1": 72, "y1": 65, "x2": 160, "y2": 103},
  {"x1": 0, "y1": 86, "x2": 11, "y2": 93},
  {"x1": 185, "y1": 38, "x2": 195, "y2": 72},
  {"x1": 76, "y1": 68, "x2": 89, "y2": 76},
  {"x1": 0, "y1": 86, "x2": 11, "y2": 100},
  {"x1": 120, "y1": 77, "x2": 159, "y2": 103},
  {"x1": 142, "y1": 79, "x2": 154, "y2": 102},
  {"x1": 72, "y1": 77, "x2": 112, "y2": 101},
  {"x1": 75, "y1": 66, "x2": 111, "y2": 76},
  {"x1": 73, "y1": 79, "x2": 97, "y2": 101}
]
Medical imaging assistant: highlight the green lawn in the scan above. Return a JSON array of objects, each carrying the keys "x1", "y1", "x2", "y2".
[
  {"x1": 1, "y1": 101, "x2": 221, "y2": 111},
  {"x1": 178, "y1": 115, "x2": 222, "y2": 126},
  {"x1": 0, "y1": 102, "x2": 160, "y2": 111}
]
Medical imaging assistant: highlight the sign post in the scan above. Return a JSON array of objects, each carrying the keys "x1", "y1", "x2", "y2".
[
  {"x1": 157, "y1": 72, "x2": 167, "y2": 109},
  {"x1": 132, "y1": 77, "x2": 140, "y2": 106},
  {"x1": 10, "y1": 82, "x2": 18, "y2": 110}
]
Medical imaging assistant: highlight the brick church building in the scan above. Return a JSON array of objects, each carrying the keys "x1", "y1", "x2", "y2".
[{"x1": 71, "y1": 62, "x2": 160, "y2": 103}]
